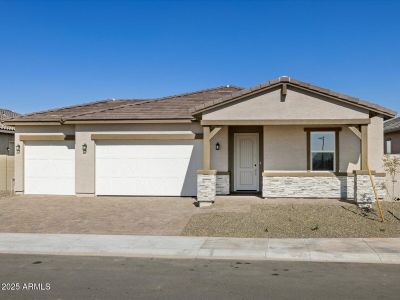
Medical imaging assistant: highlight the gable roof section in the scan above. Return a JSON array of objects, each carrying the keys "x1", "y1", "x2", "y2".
[
  {"x1": 0, "y1": 109, "x2": 19, "y2": 133},
  {"x1": 384, "y1": 117, "x2": 400, "y2": 133},
  {"x1": 191, "y1": 77, "x2": 396, "y2": 119},
  {"x1": 8, "y1": 86, "x2": 242, "y2": 123}
]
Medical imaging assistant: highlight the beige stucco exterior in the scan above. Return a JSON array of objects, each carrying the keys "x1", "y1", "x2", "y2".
[
  {"x1": 202, "y1": 87, "x2": 369, "y2": 121},
  {"x1": 262, "y1": 125, "x2": 361, "y2": 172},
  {"x1": 210, "y1": 126, "x2": 228, "y2": 171}
]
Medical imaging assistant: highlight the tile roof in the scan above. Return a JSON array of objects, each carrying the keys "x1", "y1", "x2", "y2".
[
  {"x1": 0, "y1": 109, "x2": 19, "y2": 132},
  {"x1": 9, "y1": 99, "x2": 151, "y2": 122},
  {"x1": 384, "y1": 117, "x2": 400, "y2": 133},
  {"x1": 8, "y1": 86, "x2": 242, "y2": 123},
  {"x1": 6, "y1": 77, "x2": 397, "y2": 123},
  {"x1": 67, "y1": 86, "x2": 242, "y2": 121},
  {"x1": 191, "y1": 76, "x2": 397, "y2": 118}
]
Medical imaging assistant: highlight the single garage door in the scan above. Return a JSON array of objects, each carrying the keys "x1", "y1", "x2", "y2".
[
  {"x1": 24, "y1": 141, "x2": 75, "y2": 195},
  {"x1": 95, "y1": 140, "x2": 202, "y2": 196}
]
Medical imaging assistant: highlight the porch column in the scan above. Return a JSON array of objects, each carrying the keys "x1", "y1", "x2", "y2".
[
  {"x1": 196, "y1": 126, "x2": 216, "y2": 207},
  {"x1": 203, "y1": 126, "x2": 211, "y2": 170},
  {"x1": 354, "y1": 123, "x2": 378, "y2": 207},
  {"x1": 361, "y1": 124, "x2": 368, "y2": 170}
]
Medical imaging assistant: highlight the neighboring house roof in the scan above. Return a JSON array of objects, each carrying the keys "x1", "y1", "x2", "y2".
[
  {"x1": 0, "y1": 109, "x2": 19, "y2": 133},
  {"x1": 6, "y1": 77, "x2": 397, "y2": 124},
  {"x1": 191, "y1": 77, "x2": 396, "y2": 118},
  {"x1": 384, "y1": 117, "x2": 400, "y2": 134}
]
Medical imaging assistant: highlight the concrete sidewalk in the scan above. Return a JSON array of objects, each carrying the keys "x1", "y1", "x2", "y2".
[{"x1": 0, "y1": 233, "x2": 399, "y2": 264}]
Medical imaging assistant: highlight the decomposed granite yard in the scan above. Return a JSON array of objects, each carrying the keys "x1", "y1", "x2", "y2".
[
  {"x1": 182, "y1": 201, "x2": 400, "y2": 238},
  {"x1": 0, "y1": 195, "x2": 399, "y2": 238}
]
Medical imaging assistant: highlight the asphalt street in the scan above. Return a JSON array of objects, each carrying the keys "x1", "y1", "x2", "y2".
[{"x1": 0, "y1": 254, "x2": 399, "y2": 299}]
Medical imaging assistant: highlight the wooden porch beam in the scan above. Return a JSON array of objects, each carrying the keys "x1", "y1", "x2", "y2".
[
  {"x1": 201, "y1": 119, "x2": 371, "y2": 126},
  {"x1": 348, "y1": 126, "x2": 362, "y2": 139},
  {"x1": 209, "y1": 126, "x2": 223, "y2": 140}
]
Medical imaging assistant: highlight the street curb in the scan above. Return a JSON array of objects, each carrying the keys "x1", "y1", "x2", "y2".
[{"x1": 0, "y1": 233, "x2": 399, "y2": 264}]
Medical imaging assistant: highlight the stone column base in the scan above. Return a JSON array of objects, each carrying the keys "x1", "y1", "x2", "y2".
[
  {"x1": 354, "y1": 170, "x2": 386, "y2": 208},
  {"x1": 197, "y1": 170, "x2": 217, "y2": 206}
]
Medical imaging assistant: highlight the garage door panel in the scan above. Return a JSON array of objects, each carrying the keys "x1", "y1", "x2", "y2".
[
  {"x1": 24, "y1": 141, "x2": 75, "y2": 195},
  {"x1": 97, "y1": 177, "x2": 187, "y2": 196},
  {"x1": 97, "y1": 159, "x2": 191, "y2": 179},
  {"x1": 96, "y1": 140, "x2": 202, "y2": 196},
  {"x1": 25, "y1": 160, "x2": 75, "y2": 178},
  {"x1": 25, "y1": 178, "x2": 75, "y2": 195},
  {"x1": 97, "y1": 144, "x2": 195, "y2": 159}
]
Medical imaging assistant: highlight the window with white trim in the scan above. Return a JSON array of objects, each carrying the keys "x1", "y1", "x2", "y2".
[{"x1": 310, "y1": 131, "x2": 335, "y2": 171}]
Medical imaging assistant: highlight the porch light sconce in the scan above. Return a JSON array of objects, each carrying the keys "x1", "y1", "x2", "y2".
[
  {"x1": 82, "y1": 143, "x2": 87, "y2": 154},
  {"x1": 16, "y1": 144, "x2": 20, "y2": 154},
  {"x1": 215, "y1": 142, "x2": 220, "y2": 151}
]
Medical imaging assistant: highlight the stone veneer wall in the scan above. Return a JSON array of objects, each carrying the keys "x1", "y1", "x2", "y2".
[
  {"x1": 216, "y1": 174, "x2": 230, "y2": 195},
  {"x1": 197, "y1": 173, "x2": 216, "y2": 202},
  {"x1": 262, "y1": 176, "x2": 355, "y2": 200},
  {"x1": 354, "y1": 174, "x2": 386, "y2": 207}
]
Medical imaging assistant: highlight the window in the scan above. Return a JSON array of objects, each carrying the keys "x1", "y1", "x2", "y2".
[
  {"x1": 385, "y1": 138, "x2": 392, "y2": 154},
  {"x1": 310, "y1": 131, "x2": 335, "y2": 171}
]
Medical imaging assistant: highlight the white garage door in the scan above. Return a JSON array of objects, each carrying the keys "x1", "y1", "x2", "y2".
[
  {"x1": 24, "y1": 141, "x2": 75, "y2": 195},
  {"x1": 95, "y1": 140, "x2": 202, "y2": 196}
]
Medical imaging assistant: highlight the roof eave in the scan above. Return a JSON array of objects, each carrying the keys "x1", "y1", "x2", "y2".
[{"x1": 191, "y1": 80, "x2": 397, "y2": 119}]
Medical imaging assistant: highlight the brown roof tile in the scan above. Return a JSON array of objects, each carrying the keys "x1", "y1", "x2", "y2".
[{"x1": 8, "y1": 86, "x2": 242, "y2": 122}]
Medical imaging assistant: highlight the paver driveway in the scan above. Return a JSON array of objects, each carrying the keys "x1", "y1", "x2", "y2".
[{"x1": 0, "y1": 195, "x2": 266, "y2": 235}]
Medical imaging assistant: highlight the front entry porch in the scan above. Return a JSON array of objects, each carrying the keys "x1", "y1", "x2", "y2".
[{"x1": 196, "y1": 121, "x2": 386, "y2": 208}]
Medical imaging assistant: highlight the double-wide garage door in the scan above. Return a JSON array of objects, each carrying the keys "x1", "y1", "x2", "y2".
[
  {"x1": 95, "y1": 140, "x2": 202, "y2": 196},
  {"x1": 24, "y1": 141, "x2": 75, "y2": 195}
]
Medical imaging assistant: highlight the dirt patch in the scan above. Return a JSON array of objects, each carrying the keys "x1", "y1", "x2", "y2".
[{"x1": 182, "y1": 202, "x2": 400, "y2": 238}]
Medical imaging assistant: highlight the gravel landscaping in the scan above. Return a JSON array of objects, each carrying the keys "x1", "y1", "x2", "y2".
[{"x1": 182, "y1": 202, "x2": 400, "y2": 238}]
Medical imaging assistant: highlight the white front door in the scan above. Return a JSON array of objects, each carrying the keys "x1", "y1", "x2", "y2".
[{"x1": 234, "y1": 133, "x2": 259, "y2": 191}]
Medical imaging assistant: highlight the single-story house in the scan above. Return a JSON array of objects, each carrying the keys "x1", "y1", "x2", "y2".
[
  {"x1": 6, "y1": 77, "x2": 397, "y2": 206},
  {"x1": 384, "y1": 117, "x2": 400, "y2": 154}
]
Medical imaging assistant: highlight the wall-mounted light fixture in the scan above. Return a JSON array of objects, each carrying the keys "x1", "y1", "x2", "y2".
[
  {"x1": 16, "y1": 144, "x2": 20, "y2": 154},
  {"x1": 82, "y1": 143, "x2": 87, "y2": 154},
  {"x1": 215, "y1": 142, "x2": 220, "y2": 151}
]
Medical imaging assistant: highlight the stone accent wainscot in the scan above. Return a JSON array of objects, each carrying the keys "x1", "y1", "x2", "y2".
[
  {"x1": 354, "y1": 172, "x2": 386, "y2": 207},
  {"x1": 262, "y1": 173, "x2": 355, "y2": 200},
  {"x1": 216, "y1": 174, "x2": 230, "y2": 195},
  {"x1": 197, "y1": 171, "x2": 217, "y2": 206}
]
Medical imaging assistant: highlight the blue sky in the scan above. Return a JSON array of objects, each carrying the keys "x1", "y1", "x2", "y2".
[{"x1": 0, "y1": 0, "x2": 399, "y2": 114}]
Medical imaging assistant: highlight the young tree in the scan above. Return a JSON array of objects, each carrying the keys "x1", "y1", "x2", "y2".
[{"x1": 383, "y1": 155, "x2": 400, "y2": 201}]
